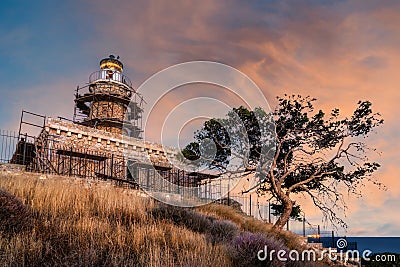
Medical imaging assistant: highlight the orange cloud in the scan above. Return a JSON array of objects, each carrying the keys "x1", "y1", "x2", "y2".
[{"x1": 79, "y1": 0, "x2": 400, "y2": 235}]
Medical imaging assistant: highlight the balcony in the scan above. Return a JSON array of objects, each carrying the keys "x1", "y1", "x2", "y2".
[{"x1": 89, "y1": 70, "x2": 133, "y2": 88}]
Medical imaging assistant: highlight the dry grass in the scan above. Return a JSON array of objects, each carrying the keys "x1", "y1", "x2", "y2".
[
  {"x1": 196, "y1": 203, "x2": 305, "y2": 251},
  {"x1": 197, "y1": 204, "x2": 334, "y2": 266},
  {"x1": 0, "y1": 171, "x2": 323, "y2": 266},
  {"x1": 196, "y1": 203, "x2": 246, "y2": 226},
  {"x1": 0, "y1": 172, "x2": 230, "y2": 266}
]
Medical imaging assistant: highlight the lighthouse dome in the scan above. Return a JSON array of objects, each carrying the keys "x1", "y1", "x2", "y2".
[{"x1": 99, "y1": 55, "x2": 123, "y2": 72}]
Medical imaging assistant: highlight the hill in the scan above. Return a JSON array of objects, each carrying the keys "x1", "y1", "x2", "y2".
[{"x1": 0, "y1": 169, "x2": 332, "y2": 266}]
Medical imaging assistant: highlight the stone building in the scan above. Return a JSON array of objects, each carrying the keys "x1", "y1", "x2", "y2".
[{"x1": 12, "y1": 56, "x2": 223, "y2": 200}]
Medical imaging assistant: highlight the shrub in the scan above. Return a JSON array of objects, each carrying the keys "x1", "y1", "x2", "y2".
[
  {"x1": 215, "y1": 198, "x2": 246, "y2": 215},
  {"x1": 227, "y1": 232, "x2": 288, "y2": 267},
  {"x1": 241, "y1": 217, "x2": 273, "y2": 233},
  {"x1": 151, "y1": 204, "x2": 215, "y2": 233},
  {"x1": 0, "y1": 189, "x2": 33, "y2": 234},
  {"x1": 207, "y1": 220, "x2": 240, "y2": 244},
  {"x1": 152, "y1": 204, "x2": 241, "y2": 245},
  {"x1": 266, "y1": 229, "x2": 305, "y2": 251}
]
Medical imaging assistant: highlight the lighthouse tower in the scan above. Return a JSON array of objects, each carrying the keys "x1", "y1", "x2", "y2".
[{"x1": 74, "y1": 55, "x2": 143, "y2": 137}]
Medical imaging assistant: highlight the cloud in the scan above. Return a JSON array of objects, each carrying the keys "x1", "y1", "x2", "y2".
[
  {"x1": 76, "y1": 0, "x2": 400, "y2": 235},
  {"x1": 1, "y1": 0, "x2": 399, "y2": 235}
]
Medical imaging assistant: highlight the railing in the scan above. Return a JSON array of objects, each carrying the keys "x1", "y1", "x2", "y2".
[
  {"x1": 89, "y1": 70, "x2": 133, "y2": 88},
  {"x1": 225, "y1": 194, "x2": 307, "y2": 234},
  {"x1": 0, "y1": 130, "x2": 19, "y2": 163},
  {"x1": 308, "y1": 235, "x2": 358, "y2": 251},
  {"x1": 0, "y1": 131, "x2": 225, "y2": 198},
  {"x1": 224, "y1": 194, "x2": 357, "y2": 249}
]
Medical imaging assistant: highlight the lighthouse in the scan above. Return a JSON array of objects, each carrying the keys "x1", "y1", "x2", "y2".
[
  {"x1": 74, "y1": 55, "x2": 143, "y2": 137},
  {"x1": 11, "y1": 54, "x2": 220, "y2": 201}
]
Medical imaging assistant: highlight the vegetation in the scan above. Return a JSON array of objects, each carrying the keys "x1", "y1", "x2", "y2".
[
  {"x1": 0, "y1": 172, "x2": 332, "y2": 266},
  {"x1": 182, "y1": 95, "x2": 384, "y2": 230},
  {"x1": 0, "y1": 189, "x2": 33, "y2": 233},
  {"x1": 0, "y1": 173, "x2": 229, "y2": 266},
  {"x1": 227, "y1": 232, "x2": 288, "y2": 267}
]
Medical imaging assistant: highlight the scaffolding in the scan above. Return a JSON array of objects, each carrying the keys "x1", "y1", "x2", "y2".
[
  {"x1": 73, "y1": 55, "x2": 145, "y2": 138},
  {"x1": 73, "y1": 79, "x2": 145, "y2": 138},
  {"x1": 8, "y1": 109, "x2": 223, "y2": 200}
]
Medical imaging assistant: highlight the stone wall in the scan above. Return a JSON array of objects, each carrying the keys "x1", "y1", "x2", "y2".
[
  {"x1": 91, "y1": 101, "x2": 126, "y2": 121},
  {"x1": 84, "y1": 81, "x2": 132, "y2": 135},
  {"x1": 40, "y1": 117, "x2": 179, "y2": 168},
  {"x1": 30, "y1": 118, "x2": 219, "y2": 192}
]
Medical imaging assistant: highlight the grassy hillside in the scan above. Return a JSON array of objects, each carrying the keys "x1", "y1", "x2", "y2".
[{"x1": 0, "y1": 171, "x2": 331, "y2": 266}]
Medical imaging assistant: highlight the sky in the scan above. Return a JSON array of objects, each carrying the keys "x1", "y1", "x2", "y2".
[{"x1": 0, "y1": 0, "x2": 399, "y2": 236}]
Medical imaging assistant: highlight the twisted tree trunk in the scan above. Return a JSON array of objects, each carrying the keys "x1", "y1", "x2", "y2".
[{"x1": 272, "y1": 193, "x2": 293, "y2": 230}]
